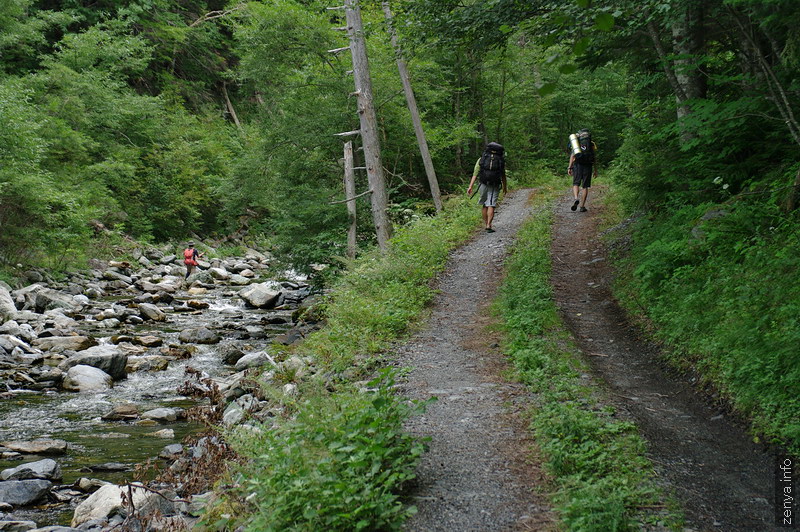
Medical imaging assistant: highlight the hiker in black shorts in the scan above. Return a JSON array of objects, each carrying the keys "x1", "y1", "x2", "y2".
[{"x1": 567, "y1": 129, "x2": 598, "y2": 212}]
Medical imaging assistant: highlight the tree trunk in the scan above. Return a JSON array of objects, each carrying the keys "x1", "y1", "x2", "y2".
[
  {"x1": 222, "y1": 82, "x2": 242, "y2": 131},
  {"x1": 343, "y1": 141, "x2": 358, "y2": 258},
  {"x1": 345, "y1": 0, "x2": 393, "y2": 250},
  {"x1": 671, "y1": 0, "x2": 706, "y2": 131},
  {"x1": 382, "y1": 2, "x2": 442, "y2": 213}
]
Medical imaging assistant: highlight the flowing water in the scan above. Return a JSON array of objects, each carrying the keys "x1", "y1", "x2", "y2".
[{"x1": 0, "y1": 281, "x2": 301, "y2": 526}]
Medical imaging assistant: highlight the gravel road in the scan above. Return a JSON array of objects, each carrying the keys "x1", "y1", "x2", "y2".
[{"x1": 394, "y1": 188, "x2": 555, "y2": 532}]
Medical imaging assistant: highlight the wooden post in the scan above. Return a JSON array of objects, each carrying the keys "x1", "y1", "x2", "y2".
[
  {"x1": 382, "y1": 2, "x2": 442, "y2": 213},
  {"x1": 343, "y1": 141, "x2": 358, "y2": 258},
  {"x1": 345, "y1": 0, "x2": 393, "y2": 250}
]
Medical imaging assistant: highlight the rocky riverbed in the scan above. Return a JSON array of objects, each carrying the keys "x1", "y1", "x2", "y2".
[{"x1": 0, "y1": 246, "x2": 322, "y2": 530}]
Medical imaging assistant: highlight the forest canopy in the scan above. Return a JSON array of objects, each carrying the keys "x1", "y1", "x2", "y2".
[{"x1": 0, "y1": 0, "x2": 798, "y2": 273}]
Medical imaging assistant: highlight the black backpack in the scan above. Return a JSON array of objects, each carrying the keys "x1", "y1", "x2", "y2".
[
  {"x1": 478, "y1": 142, "x2": 505, "y2": 186},
  {"x1": 573, "y1": 130, "x2": 595, "y2": 165}
]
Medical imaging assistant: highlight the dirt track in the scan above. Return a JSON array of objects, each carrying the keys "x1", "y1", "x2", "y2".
[
  {"x1": 397, "y1": 185, "x2": 779, "y2": 532},
  {"x1": 396, "y1": 188, "x2": 555, "y2": 531},
  {"x1": 551, "y1": 186, "x2": 778, "y2": 531}
]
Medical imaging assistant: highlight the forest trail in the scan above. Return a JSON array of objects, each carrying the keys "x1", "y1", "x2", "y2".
[
  {"x1": 395, "y1": 188, "x2": 555, "y2": 531},
  {"x1": 551, "y1": 186, "x2": 777, "y2": 531}
]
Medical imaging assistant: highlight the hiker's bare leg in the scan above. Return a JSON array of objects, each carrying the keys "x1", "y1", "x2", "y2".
[
  {"x1": 573, "y1": 185, "x2": 580, "y2": 200},
  {"x1": 486, "y1": 206, "x2": 495, "y2": 229},
  {"x1": 581, "y1": 187, "x2": 589, "y2": 207},
  {"x1": 482, "y1": 206, "x2": 489, "y2": 227}
]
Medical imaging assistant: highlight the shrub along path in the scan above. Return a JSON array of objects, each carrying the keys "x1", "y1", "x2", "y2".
[
  {"x1": 395, "y1": 188, "x2": 556, "y2": 531},
  {"x1": 551, "y1": 186, "x2": 776, "y2": 531}
]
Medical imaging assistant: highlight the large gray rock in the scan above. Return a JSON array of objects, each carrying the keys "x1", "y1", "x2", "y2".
[
  {"x1": 0, "y1": 521, "x2": 38, "y2": 531},
  {"x1": 34, "y1": 289, "x2": 80, "y2": 314},
  {"x1": 71, "y1": 483, "x2": 175, "y2": 527},
  {"x1": 138, "y1": 303, "x2": 166, "y2": 322},
  {"x1": 101, "y1": 404, "x2": 139, "y2": 421},
  {"x1": 234, "y1": 351, "x2": 276, "y2": 372},
  {"x1": 178, "y1": 327, "x2": 220, "y2": 345},
  {"x1": 1, "y1": 459, "x2": 62, "y2": 481},
  {"x1": 0, "y1": 335, "x2": 31, "y2": 356},
  {"x1": 0, "y1": 322, "x2": 35, "y2": 344},
  {"x1": 62, "y1": 365, "x2": 113, "y2": 392},
  {"x1": 207, "y1": 267, "x2": 230, "y2": 281},
  {"x1": 1, "y1": 440, "x2": 67, "y2": 455},
  {"x1": 229, "y1": 274, "x2": 251, "y2": 286},
  {"x1": 239, "y1": 283, "x2": 281, "y2": 309},
  {"x1": 10, "y1": 285, "x2": 44, "y2": 312},
  {"x1": 58, "y1": 345, "x2": 127, "y2": 380},
  {"x1": 140, "y1": 407, "x2": 183, "y2": 423},
  {"x1": 101, "y1": 270, "x2": 132, "y2": 284},
  {"x1": 0, "y1": 480, "x2": 52, "y2": 506},
  {"x1": 0, "y1": 287, "x2": 17, "y2": 321},
  {"x1": 32, "y1": 336, "x2": 96, "y2": 354}
]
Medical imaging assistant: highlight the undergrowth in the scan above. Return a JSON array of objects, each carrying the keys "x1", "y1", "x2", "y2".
[
  {"x1": 497, "y1": 182, "x2": 679, "y2": 531},
  {"x1": 204, "y1": 194, "x2": 479, "y2": 531},
  {"x1": 610, "y1": 196, "x2": 800, "y2": 453}
]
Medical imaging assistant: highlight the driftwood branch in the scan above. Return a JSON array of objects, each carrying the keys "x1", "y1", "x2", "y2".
[
  {"x1": 335, "y1": 130, "x2": 361, "y2": 137},
  {"x1": 190, "y1": 4, "x2": 245, "y2": 27},
  {"x1": 329, "y1": 189, "x2": 373, "y2": 205}
]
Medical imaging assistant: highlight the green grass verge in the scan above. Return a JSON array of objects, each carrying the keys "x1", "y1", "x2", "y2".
[
  {"x1": 205, "y1": 195, "x2": 480, "y2": 531},
  {"x1": 496, "y1": 181, "x2": 680, "y2": 531}
]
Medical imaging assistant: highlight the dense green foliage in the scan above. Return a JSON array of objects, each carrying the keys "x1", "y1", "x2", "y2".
[
  {"x1": 498, "y1": 179, "x2": 675, "y2": 531},
  {"x1": 225, "y1": 372, "x2": 425, "y2": 532},
  {"x1": 213, "y1": 195, "x2": 477, "y2": 530},
  {"x1": 613, "y1": 198, "x2": 800, "y2": 450}
]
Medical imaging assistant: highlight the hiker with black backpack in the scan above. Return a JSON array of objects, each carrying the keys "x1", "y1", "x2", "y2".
[
  {"x1": 567, "y1": 129, "x2": 598, "y2": 212},
  {"x1": 467, "y1": 142, "x2": 507, "y2": 233}
]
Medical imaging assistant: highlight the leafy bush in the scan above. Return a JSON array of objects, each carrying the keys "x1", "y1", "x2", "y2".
[{"x1": 226, "y1": 372, "x2": 426, "y2": 532}]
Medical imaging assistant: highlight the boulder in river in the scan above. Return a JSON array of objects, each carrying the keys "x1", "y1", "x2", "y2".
[
  {"x1": 1, "y1": 459, "x2": 62, "y2": 482},
  {"x1": 178, "y1": 327, "x2": 220, "y2": 344},
  {"x1": 58, "y1": 345, "x2": 127, "y2": 381},
  {"x1": 234, "y1": 351, "x2": 276, "y2": 372},
  {"x1": 62, "y1": 365, "x2": 113, "y2": 392},
  {"x1": 140, "y1": 407, "x2": 184, "y2": 423},
  {"x1": 1, "y1": 440, "x2": 67, "y2": 455},
  {"x1": 32, "y1": 336, "x2": 96, "y2": 354},
  {"x1": 34, "y1": 289, "x2": 81, "y2": 314},
  {"x1": 138, "y1": 303, "x2": 166, "y2": 322},
  {"x1": 0, "y1": 480, "x2": 52, "y2": 506},
  {"x1": 0, "y1": 287, "x2": 17, "y2": 322},
  {"x1": 239, "y1": 283, "x2": 281, "y2": 309},
  {"x1": 70, "y1": 483, "x2": 175, "y2": 527},
  {"x1": 101, "y1": 403, "x2": 139, "y2": 421},
  {"x1": 0, "y1": 521, "x2": 39, "y2": 531}
]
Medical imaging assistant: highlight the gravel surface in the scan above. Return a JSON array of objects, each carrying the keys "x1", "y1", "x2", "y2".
[
  {"x1": 395, "y1": 188, "x2": 555, "y2": 532},
  {"x1": 551, "y1": 186, "x2": 778, "y2": 532}
]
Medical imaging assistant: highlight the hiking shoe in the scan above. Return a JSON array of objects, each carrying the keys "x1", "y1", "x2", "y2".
[
  {"x1": 580, "y1": 206, "x2": 588, "y2": 212},
  {"x1": 486, "y1": 228, "x2": 495, "y2": 233},
  {"x1": 571, "y1": 200, "x2": 579, "y2": 211}
]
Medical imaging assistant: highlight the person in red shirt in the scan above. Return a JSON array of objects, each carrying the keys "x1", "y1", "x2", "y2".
[{"x1": 183, "y1": 241, "x2": 204, "y2": 280}]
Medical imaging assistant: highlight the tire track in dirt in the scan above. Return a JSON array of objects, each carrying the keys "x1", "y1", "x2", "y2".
[
  {"x1": 395, "y1": 188, "x2": 555, "y2": 532},
  {"x1": 551, "y1": 186, "x2": 778, "y2": 531}
]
